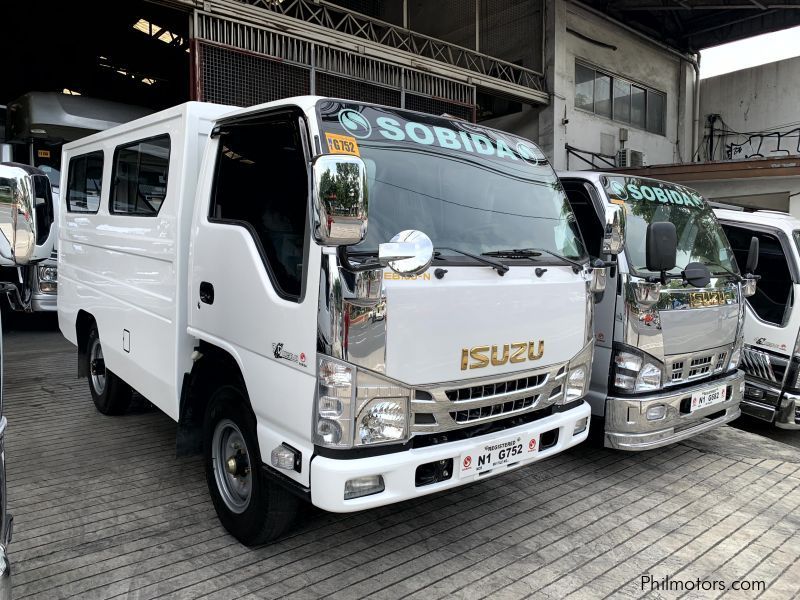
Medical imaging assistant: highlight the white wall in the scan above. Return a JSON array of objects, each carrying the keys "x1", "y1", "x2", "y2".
[
  {"x1": 700, "y1": 57, "x2": 800, "y2": 161},
  {"x1": 539, "y1": 1, "x2": 695, "y2": 170}
]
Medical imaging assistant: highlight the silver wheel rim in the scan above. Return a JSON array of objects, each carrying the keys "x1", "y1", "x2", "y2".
[
  {"x1": 212, "y1": 418, "x2": 252, "y2": 514},
  {"x1": 89, "y1": 338, "x2": 106, "y2": 395}
]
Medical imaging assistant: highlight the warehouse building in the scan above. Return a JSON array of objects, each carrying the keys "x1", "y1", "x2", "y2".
[{"x1": 4, "y1": 1, "x2": 800, "y2": 174}]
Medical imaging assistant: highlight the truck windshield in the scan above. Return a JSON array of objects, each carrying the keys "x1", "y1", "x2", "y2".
[
  {"x1": 316, "y1": 100, "x2": 586, "y2": 261},
  {"x1": 602, "y1": 176, "x2": 737, "y2": 276}
]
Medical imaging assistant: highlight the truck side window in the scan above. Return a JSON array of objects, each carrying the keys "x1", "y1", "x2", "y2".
[
  {"x1": 562, "y1": 181, "x2": 603, "y2": 258},
  {"x1": 66, "y1": 151, "x2": 104, "y2": 213},
  {"x1": 210, "y1": 118, "x2": 308, "y2": 300},
  {"x1": 111, "y1": 135, "x2": 170, "y2": 216},
  {"x1": 721, "y1": 224, "x2": 793, "y2": 326}
]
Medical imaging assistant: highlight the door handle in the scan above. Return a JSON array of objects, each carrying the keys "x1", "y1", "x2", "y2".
[{"x1": 200, "y1": 281, "x2": 214, "y2": 305}]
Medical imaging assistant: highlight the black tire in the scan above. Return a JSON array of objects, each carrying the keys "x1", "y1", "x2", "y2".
[
  {"x1": 86, "y1": 325, "x2": 132, "y2": 415},
  {"x1": 203, "y1": 385, "x2": 298, "y2": 545}
]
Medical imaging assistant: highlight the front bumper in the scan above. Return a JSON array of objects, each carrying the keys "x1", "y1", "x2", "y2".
[
  {"x1": 31, "y1": 291, "x2": 57, "y2": 312},
  {"x1": 741, "y1": 379, "x2": 800, "y2": 430},
  {"x1": 604, "y1": 370, "x2": 744, "y2": 451},
  {"x1": 310, "y1": 401, "x2": 591, "y2": 513}
]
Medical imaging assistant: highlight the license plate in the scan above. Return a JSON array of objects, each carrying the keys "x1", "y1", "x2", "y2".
[
  {"x1": 690, "y1": 384, "x2": 727, "y2": 412},
  {"x1": 459, "y1": 433, "x2": 538, "y2": 478}
]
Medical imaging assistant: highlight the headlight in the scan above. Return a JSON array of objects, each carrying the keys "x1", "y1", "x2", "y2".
[
  {"x1": 566, "y1": 365, "x2": 587, "y2": 402},
  {"x1": 612, "y1": 346, "x2": 664, "y2": 393},
  {"x1": 562, "y1": 342, "x2": 593, "y2": 404},
  {"x1": 315, "y1": 356, "x2": 410, "y2": 448},
  {"x1": 357, "y1": 398, "x2": 407, "y2": 444},
  {"x1": 37, "y1": 265, "x2": 57, "y2": 282}
]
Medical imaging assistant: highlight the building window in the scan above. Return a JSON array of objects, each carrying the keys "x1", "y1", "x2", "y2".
[
  {"x1": 111, "y1": 135, "x2": 171, "y2": 216},
  {"x1": 66, "y1": 151, "x2": 104, "y2": 213},
  {"x1": 574, "y1": 60, "x2": 666, "y2": 135}
]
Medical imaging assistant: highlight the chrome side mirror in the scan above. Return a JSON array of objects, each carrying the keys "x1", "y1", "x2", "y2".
[
  {"x1": 602, "y1": 206, "x2": 624, "y2": 255},
  {"x1": 379, "y1": 230, "x2": 434, "y2": 277},
  {"x1": 312, "y1": 154, "x2": 368, "y2": 246},
  {"x1": 0, "y1": 163, "x2": 55, "y2": 265}
]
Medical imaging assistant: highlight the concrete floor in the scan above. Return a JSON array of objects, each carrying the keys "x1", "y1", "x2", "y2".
[{"x1": 3, "y1": 319, "x2": 800, "y2": 599}]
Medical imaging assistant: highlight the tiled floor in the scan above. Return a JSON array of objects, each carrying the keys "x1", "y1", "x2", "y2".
[{"x1": 5, "y1": 330, "x2": 800, "y2": 599}]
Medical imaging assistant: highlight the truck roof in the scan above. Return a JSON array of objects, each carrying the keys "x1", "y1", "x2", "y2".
[
  {"x1": 61, "y1": 101, "x2": 234, "y2": 153},
  {"x1": 62, "y1": 95, "x2": 545, "y2": 156},
  {"x1": 714, "y1": 208, "x2": 800, "y2": 233}
]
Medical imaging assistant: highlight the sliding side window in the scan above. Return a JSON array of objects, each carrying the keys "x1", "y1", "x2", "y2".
[{"x1": 111, "y1": 135, "x2": 170, "y2": 216}]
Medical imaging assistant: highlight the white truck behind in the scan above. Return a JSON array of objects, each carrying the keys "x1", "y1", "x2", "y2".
[
  {"x1": 716, "y1": 209, "x2": 800, "y2": 429},
  {"x1": 55, "y1": 98, "x2": 601, "y2": 544}
]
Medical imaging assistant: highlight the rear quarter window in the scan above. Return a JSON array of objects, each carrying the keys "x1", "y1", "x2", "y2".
[{"x1": 66, "y1": 151, "x2": 104, "y2": 213}]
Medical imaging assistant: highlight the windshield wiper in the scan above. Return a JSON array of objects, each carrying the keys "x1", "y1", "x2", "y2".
[
  {"x1": 482, "y1": 248, "x2": 586, "y2": 270},
  {"x1": 710, "y1": 265, "x2": 745, "y2": 282},
  {"x1": 435, "y1": 247, "x2": 509, "y2": 275}
]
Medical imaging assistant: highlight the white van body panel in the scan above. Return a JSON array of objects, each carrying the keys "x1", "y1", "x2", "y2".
[{"x1": 58, "y1": 103, "x2": 232, "y2": 420}]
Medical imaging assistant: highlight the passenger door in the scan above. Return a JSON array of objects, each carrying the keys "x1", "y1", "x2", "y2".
[
  {"x1": 188, "y1": 107, "x2": 320, "y2": 484},
  {"x1": 720, "y1": 223, "x2": 800, "y2": 362}
]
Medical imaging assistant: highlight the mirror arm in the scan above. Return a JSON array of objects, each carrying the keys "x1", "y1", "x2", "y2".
[{"x1": 336, "y1": 246, "x2": 382, "y2": 273}]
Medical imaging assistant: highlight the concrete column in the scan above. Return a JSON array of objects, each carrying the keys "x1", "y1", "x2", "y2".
[{"x1": 538, "y1": 0, "x2": 568, "y2": 170}]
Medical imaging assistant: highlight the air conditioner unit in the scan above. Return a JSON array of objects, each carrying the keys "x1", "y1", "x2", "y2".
[{"x1": 617, "y1": 148, "x2": 647, "y2": 168}]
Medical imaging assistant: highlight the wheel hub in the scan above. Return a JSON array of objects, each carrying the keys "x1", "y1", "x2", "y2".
[{"x1": 212, "y1": 419, "x2": 253, "y2": 514}]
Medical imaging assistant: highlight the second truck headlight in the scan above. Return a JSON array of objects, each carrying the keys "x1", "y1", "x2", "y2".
[
  {"x1": 613, "y1": 346, "x2": 663, "y2": 393},
  {"x1": 564, "y1": 342, "x2": 593, "y2": 403}
]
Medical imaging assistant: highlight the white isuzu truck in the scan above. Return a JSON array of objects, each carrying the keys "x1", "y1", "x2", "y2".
[
  {"x1": 559, "y1": 172, "x2": 758, "y2": 450},
  {"x1": 52, "y1": 98, "x2": 600, "y2": 544},
  {"x1": 716, "y1": 209, "x2": 800, "y2": 430}
]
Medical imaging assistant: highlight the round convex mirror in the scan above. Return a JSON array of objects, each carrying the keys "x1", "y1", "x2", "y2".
[{"x1": 381, "y1": 230, "x2": 434, "y2": 276}]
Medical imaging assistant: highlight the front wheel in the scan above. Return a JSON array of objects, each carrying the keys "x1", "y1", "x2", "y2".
[
  {"x1": 203, "y1": 385, "x2": 298, "y2": 545},
  {"x1": 86, "y1": 325, "x2": 132, "y2": 415}
]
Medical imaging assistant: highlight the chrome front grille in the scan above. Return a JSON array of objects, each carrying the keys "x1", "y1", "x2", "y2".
[
  {"x1": 666, "y1": 347, "x2": 729, "y2": 386},
  {"x1": 445, "y1": 374, "x2": 547, "y2": 402},
  {"x1": 412, "y1": 363, "x2": 567, "y2": 433},
  {"x1": 688, "y1": 355, "x2": 713, "y2": 378},
  {"x1": 450, "y1": 394, "x2": 539, "y2": 424},
  {"x1": 741, "y1": 347, "x2": 787, "y2": 384}
]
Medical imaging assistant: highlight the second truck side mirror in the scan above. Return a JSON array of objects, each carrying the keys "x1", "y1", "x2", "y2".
[
  {"x1": 312, "y1": 154, "x2": 368, "y2": 247},
  {"x1": 743, "y1": 236, "x2": 760, "y2": 297},
  {"x1": 645, "y1": 221, "x2": 677, "y2": 275},
  {"x1": 745, "y1": 236, "x2": 759, "y2": 274},
  {"x1": 0, "y1": 162, "x2": 55, "y2": 265}
]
